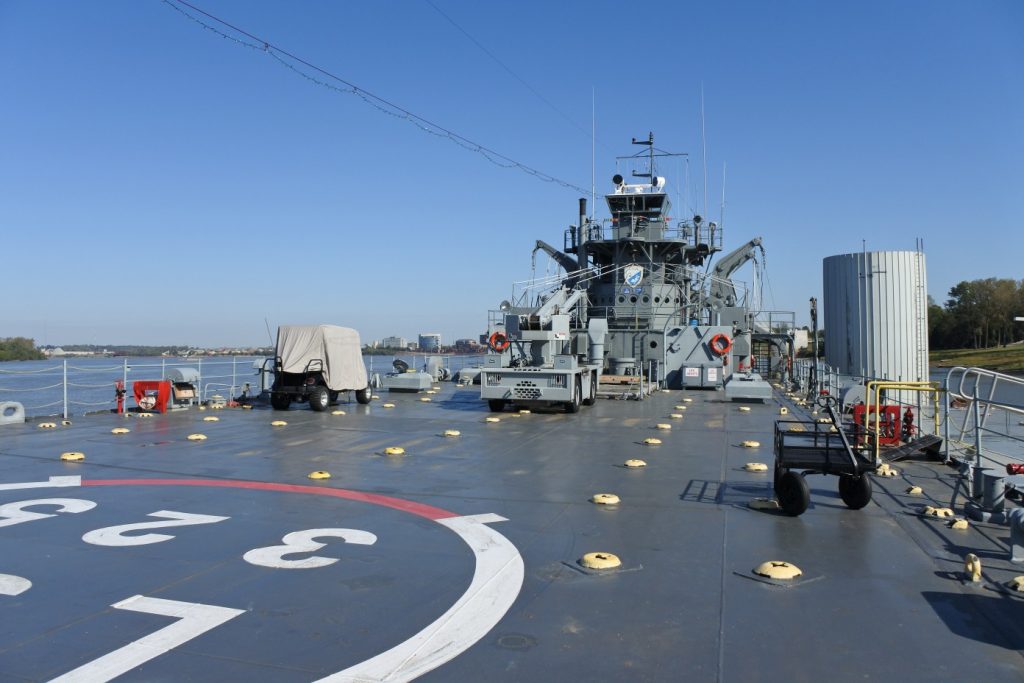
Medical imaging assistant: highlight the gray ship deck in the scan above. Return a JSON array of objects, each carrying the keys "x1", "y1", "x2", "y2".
[{"x1": 1, "y1": 387, "x2": 1023, "y2": 682}]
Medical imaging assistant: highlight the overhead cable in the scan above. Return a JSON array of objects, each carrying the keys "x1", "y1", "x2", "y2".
[{"x1": 162, "y1": 0, "x2": 590, "y2": 195}]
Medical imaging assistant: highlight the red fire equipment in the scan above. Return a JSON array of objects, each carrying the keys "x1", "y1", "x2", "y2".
[
  {"x1": 852, "y1": 403, "x2": 902, "y2": 447},
  {"x1": 902, "y1": 407, "x2": 916, "y2": 441},
  {"x1": 132, "y1": 380, "x2": 172, "y2": 414},
  {"x1": 114, "y1": 380, "x2": 127, "y2": 415}
]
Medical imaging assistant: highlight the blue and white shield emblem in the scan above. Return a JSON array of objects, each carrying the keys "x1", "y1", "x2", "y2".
[{"x1": 624, "y1": 264, "x2": 644, "y2": 288}]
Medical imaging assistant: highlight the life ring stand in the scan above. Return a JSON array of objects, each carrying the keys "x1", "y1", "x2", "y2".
[
  {"x1": 489, "y1": 331, "x2": 511, "y2": 352},
  {"x1": 709, "y1": 333, "x2": 732, "y2": 356}
]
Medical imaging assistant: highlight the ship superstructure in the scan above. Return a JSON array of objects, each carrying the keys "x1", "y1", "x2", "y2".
[{"x1": 481, "y1": 133, "x2": 794, "y2": 409}]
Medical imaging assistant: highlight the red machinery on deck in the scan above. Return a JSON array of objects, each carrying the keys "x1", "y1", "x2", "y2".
[
  {"x1": 132, "y1": 380, "x2": 172, "y2": 413},
  {"x1": 852, "y1": 403, "x2": 902, "y2": 447}
]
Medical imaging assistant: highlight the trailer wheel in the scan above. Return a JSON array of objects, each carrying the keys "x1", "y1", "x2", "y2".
[
  {"x1": 838, "y1": 474, "x2": 872, "y2": 510},
  {"x1": 776, "y1": 471, "x2": 810, "y2": 516},
  {"x1": 565, "y1": 378, "x2": 582, "y2": 414},
  {"x1": 270, "y1": 392, "x2": 291, "y2": 411},
  {"x1": 582, "y1": 372, "x2": 597, "y2": 406},
  {"x1": 355, "y1": 387, "x2": 371, "y2": 405},
  {"x1": 488, "y1": 399, "x2": 506, "y2": 412},
  {"x1": 308, "y1": 386, "x2": 329, "y2": 412}
]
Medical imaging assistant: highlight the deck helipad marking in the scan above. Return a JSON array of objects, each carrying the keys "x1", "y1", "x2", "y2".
[
  {"x1": 0, "y1": 476, "x2": 81, "y2": 491},
  {"x1": 318, "y1": 513, "x2": 524, "y2": 682},
  {"x1": 4, "y1": 477, "x2": 524, "y2": 681},
  {"x1": 82, "y1": 511, "x2": 230, "y2": 547},
  {"x1": 47, "y1": 596, "x2": 244, "y2": 683},
  {"x1": 81, "y1": 479, "x2": 454, "y2": 520},
  {"x1": 0, "y1": 574, "x2": 31, "y2": 596},
  {"x1": 244, "y1": 528, "x2": 378, "y2": 569},
  {"x1": 0, "y1": 498, "x2": 96, "y2": 528}
]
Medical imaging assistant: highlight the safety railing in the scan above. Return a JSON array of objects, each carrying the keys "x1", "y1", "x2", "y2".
[
  {"x1": 566, "y1": 218, "x2": 724, "y2": 251},
  {"x1": 1, "y1": 354, "x2": 490, "y2": 419},
  {"x1": 0, "y1": 357, "x2": 265, "y2": 419},
  {"x1": 793, "y1": 359, "x2": 840, "y2": 399},
  {"x1": 943, "y1": 366, "x2": 1024, "y2": 473}
]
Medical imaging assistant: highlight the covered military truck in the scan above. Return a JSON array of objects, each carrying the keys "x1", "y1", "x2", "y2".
[{"x1": 270, "y1": 325, "x2": 371, "y2": 411}]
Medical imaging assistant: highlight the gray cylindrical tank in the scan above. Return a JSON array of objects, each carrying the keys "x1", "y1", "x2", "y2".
[{"x1": 823, "y1": 250, "x2": 929, "y2": 392}]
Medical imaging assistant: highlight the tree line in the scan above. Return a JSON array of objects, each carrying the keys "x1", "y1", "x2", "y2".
[
  {"x1": 929, "y1": 278, "x2": 1024, "y2": 349},
  {"x1": 0, "y1": 337, "x2": 45, "y2": 361}
]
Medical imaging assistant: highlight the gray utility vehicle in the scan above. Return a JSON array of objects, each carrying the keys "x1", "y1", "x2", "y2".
[{"x1": 270, "y1": 325, "x2": 371, "y2": 411}]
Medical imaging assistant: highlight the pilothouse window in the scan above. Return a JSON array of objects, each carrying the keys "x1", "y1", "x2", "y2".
[{"x1": 608, "y1": 195, "x2": 665, "y2": 216}]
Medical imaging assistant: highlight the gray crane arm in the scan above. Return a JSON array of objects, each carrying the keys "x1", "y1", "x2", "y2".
[
  {"x1": 708, "y1": 237, "x2": 764, "y2": 308},
  {"x1": 533, "y1": 240, "x2": 579, "y2": 274}
]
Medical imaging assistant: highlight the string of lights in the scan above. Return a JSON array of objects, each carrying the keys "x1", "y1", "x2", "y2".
[{"x1": 162, "y1": 0, "x2": 590, "y2": 195}]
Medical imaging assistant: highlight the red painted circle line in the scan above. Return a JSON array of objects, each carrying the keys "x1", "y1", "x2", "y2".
[{"x1": 82, "y1": 479, "x2": 456, "y2": 521}]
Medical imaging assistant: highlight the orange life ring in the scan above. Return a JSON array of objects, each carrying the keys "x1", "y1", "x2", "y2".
[
  {"x1": 489, "y1": 331, "x2": 510, "y2": 352},
  {"x1": 709, "y1": 333, "x2": 732, "y2": 356}
]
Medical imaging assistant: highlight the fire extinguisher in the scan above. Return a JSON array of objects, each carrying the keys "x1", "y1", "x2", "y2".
[
  {"x1": 115, "y1": 380, "x2": 126, "y2": 415},
  {"x1": 902, "y1": 407, "x2": 915, "y2": 441}
]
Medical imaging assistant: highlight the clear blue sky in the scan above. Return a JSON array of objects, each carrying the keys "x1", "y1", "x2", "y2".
[{"x1": 2, "y1": 0, "x2": 1021, "y2": 347}]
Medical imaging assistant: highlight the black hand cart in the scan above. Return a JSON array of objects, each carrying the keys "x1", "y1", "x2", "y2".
[{"x1": 772, "y1": 395, "x2": 875, "y2": 516}]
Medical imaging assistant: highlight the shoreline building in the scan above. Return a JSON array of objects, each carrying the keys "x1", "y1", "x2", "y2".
[{"x1": 418, "y1": 333, "x2": 442, "y2": 352}]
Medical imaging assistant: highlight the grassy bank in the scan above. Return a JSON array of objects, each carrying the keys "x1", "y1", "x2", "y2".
[{"x1": 930, "y1": 344, "x2": 1024, "y2": 373}]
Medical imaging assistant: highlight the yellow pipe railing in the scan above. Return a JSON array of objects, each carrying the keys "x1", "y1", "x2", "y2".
[{"x1": 863, "y1": 381, "x2": 942, "y2": 464}]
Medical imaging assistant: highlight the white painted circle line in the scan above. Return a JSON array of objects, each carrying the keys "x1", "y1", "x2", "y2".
[
  {"x1": 2, "y1": 477, "x2": 525, "y2": 682},
  {"x1": 316, "y1": 513, "x2": 524, "y2": 682},
  {"x1": 0, "y1": 573, "x2": 32, "y2": 596}
]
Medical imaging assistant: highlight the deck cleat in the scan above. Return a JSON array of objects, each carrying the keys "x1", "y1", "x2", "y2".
[
  {"x1": 964, "y1": 553, "x2": 982, "y2": 582},
  {"x1": 579, "y1": 552, "x2": 621, "y2": 570},
  {"x1": 875, "y1": 463, "x2": 900, "y2": 477},
  {"x1": 754, "y1": 561, "x2": 802, "y2": 580},
  {"x1": 590, "y1": 493, "x2": 620, "y2": 505}
]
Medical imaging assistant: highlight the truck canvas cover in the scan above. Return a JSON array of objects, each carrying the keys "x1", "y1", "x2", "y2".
[{"x1": 275, "y1": 325, "x2": 368, "y2": 391}]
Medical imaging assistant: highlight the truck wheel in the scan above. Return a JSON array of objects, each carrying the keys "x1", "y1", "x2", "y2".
[
  {"x1": 328, "y1": 391, "x2": 339, "y2": 405},
  {"x1": 488, "y1": 399, "x2": 506, "y2": 412},
  {"x1": 582, "y1": 372, "x2": 597, "y2": 406},
  {"x1": 355, "y1": 386, "x2": 371, "y2": 405},
  {"x1": 308, "y1": 386, "x2": 329, "y2": 412},
  {"x1": 270, "y1": 393, "x2": 290, "y2": 411},
  {"x1": 565, "y1": 378, "x2": 582, "y2": 414}
]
